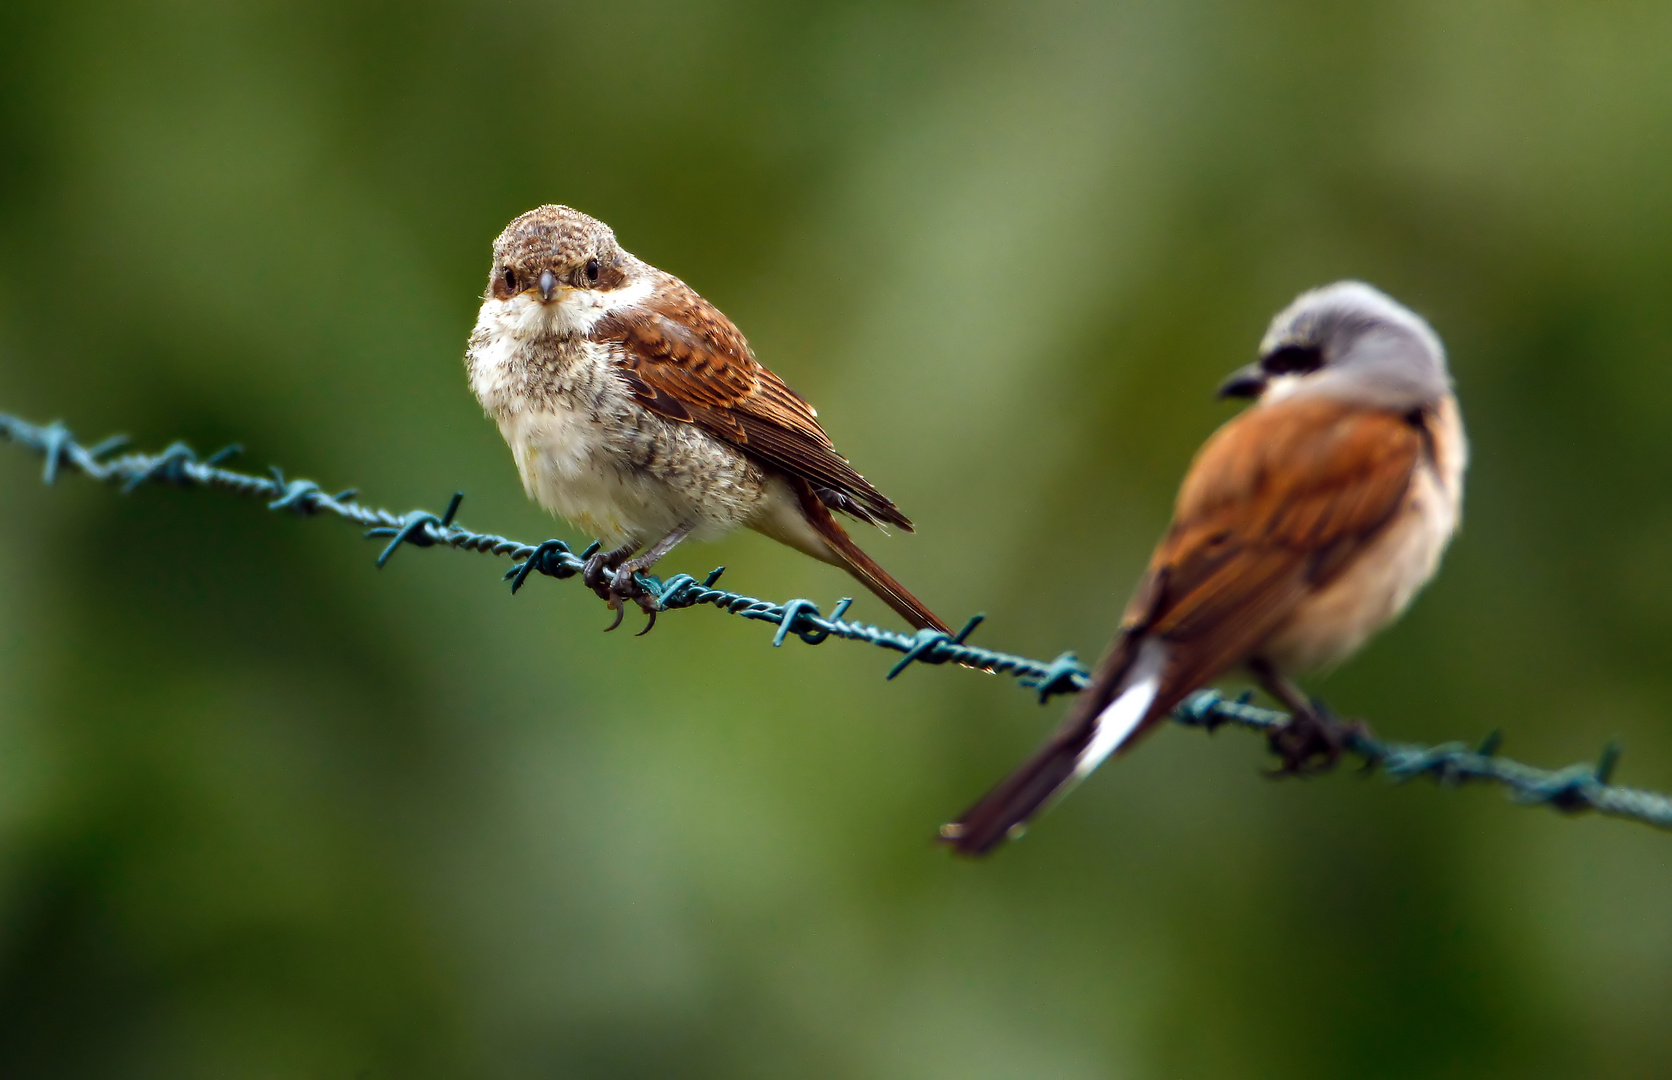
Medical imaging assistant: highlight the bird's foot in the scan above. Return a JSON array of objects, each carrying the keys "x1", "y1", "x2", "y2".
[
  {"x1": 580, "y1": 543, "x2": 658, "y2": 633},
  {"x1": 582, "y1": 543, "x2": 635, "y2": 601},
  {"x1": 1266, "y1": 702, "x2": 1369, "y2": 776}
]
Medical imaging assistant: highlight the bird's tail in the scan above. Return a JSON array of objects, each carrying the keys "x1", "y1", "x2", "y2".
[
  {"x1": 792, "y1": 480, "x2": 951, "y2": 634},
  {"x1": 940, "y1": 636, "x2": 1169, "y2": 856}
]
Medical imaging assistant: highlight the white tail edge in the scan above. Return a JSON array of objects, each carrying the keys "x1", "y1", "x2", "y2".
[{"x1": 1072, "y1": 637, "x2": 1167, "y2": 780}]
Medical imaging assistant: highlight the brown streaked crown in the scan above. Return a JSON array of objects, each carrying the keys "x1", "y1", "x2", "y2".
[{"x1": 488, "y1": 204, "x2": 631, "y2": 300}]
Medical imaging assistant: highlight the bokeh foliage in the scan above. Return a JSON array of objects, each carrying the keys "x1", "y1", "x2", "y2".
[{"x1": 2, "y1": 1, "x2": 1672, "y2": 1076}]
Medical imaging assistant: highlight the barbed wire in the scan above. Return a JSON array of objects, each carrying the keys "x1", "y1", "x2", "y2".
[{"x1": 3, "y1": 411, "x2": 1668, "y2": 833}]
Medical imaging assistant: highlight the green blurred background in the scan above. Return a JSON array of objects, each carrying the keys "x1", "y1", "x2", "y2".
[{"x1": 2, "y1": 1, "x2": 1671, "y2": 1076}]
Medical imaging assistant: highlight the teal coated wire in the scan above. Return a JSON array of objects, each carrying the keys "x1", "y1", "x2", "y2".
[{"x1": 4, "y1": 411, "x2": 1669, "y2": 832}]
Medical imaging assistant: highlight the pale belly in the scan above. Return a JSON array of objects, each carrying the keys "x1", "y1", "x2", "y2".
[{"x1": 498, "y1": 403, "x2": 772, "y2": 549}]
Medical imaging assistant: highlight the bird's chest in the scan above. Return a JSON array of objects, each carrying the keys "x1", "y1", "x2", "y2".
[
  {"x1": 468, "y1": 332, "x2": 766, "y2": 543},
  {"x1": 1265, "y1": 402, "x2": 1467, "y2": 673}
]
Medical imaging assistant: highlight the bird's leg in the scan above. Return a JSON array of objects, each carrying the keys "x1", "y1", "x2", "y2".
[
  {"x1": 1249, "y1": 658, "x2": 1369, "y2": 775},
  {"x1": 609, "y1": 523, "x2": 694, "y2": 598}
]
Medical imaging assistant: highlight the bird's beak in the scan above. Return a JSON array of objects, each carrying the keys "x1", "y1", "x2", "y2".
[
  {"x1": 1216, "y1": 362, "x2": 1267, "y2": 400},
  {"x1": 538, "y1": 269, "x2": 560, "y2": 302}
]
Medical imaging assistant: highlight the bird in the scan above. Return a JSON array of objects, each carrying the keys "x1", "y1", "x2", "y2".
[
  {"x1": 465, "y1": 204, "x2": 950, "y2": 634},
  {"x1": 940, "y1": 281, "x2": 1467, "y2": 856}
]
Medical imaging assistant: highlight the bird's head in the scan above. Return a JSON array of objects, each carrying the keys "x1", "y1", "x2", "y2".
[
  {"x1": 1217, "y1": 281, "x2": 1450, "y2": 409},
  {"x1": 483, "y1": 205, "x2": 645, "y2": 337}
]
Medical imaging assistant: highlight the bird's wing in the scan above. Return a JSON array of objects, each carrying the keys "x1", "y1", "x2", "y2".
[
  {"x1": 1127, "y1": 394, "x2": 1426, "y2": 712},
  {"x1": 594, "y1": 273, "x2": 911, "y2": 529}
]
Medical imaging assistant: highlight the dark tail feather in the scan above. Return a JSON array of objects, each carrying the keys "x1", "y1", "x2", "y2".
[
  {"x1": 941, "y1": 636, "x2": 1168, "y2": 856},
  {"x1": 793, "y1": 481, "x2": 950, "y2": 634},
  {"x1": 939, "y1": 726, "x2": 1097, "y2": 856}
]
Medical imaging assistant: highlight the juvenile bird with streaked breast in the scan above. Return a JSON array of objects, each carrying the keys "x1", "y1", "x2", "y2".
[
  {"x1": 942, "y1": 282, "x2": 1468, "y2": 855},
  {"x1": 465, "y1": 205, "x2": 950, "y2": 632}
]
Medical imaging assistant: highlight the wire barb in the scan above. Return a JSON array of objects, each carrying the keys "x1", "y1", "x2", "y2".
[{"x1": 4, "y1": 411, "x2": 1671, "y2": 834}]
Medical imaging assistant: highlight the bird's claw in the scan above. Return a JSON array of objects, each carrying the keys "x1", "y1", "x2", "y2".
[
  {"x1": 1266, "y1": 705, "x2": 1368, "y2": 776},
  {"x1": 597, "y1": 562, "x2": 660, "y2": 634}
]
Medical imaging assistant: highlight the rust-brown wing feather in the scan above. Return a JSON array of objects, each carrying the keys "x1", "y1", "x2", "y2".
[{"x1": 594, "y1": 273, "x2": 912, "y2": 530}]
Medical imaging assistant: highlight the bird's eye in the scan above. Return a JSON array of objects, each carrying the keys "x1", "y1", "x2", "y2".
[
  {"x1": 1261, "y1": 344, "x2": 1324, "y2": 375},
  {"x1": 501, "y1": 268, "x2": 517, "y2": 293},
  {"x1": 585, "y1": 258, "x2": 600, "y2": 283}
]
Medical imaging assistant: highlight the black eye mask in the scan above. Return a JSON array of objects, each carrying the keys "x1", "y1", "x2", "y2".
[{"x1": 1261, "y1": 344, "x2": 1325, "y2": 376}]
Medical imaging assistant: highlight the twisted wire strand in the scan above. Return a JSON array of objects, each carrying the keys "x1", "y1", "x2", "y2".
[{"x1": 5, "y1": 412, "x2": 1669, "y2": 832}]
